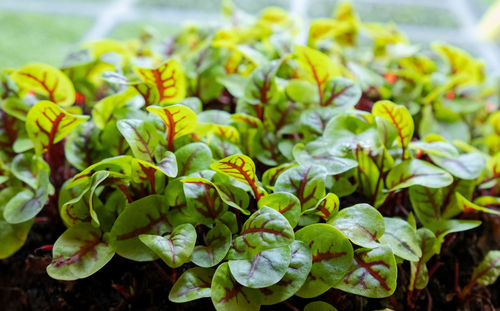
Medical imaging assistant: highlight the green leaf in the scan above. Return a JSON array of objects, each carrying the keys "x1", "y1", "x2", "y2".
[
  {"x1": 4, "y1": 170, "x2": 53, "y2": 224},
  {"x1": 87, "y1": 171, "x2": 109, "y2": 226},
  {"x1": 211, "y1": 154, "x2": 266, "y2": 201},
  {"x1": 471, "y1": 250, "x2": 500, "y2": 286},
  {"x1": 229, "y1": 245, "x2": 291, "y2": 288},
  {"x1": 274, "y1": 165, "x2": 326, "y2": 212},
  {"x1": 47, "y1": 223, "x2": 115, "y2": 280},
  {"x1": 300, "y1": 107, "x2": 337, "y2": 138},
  {"x1": 321, "y1": 77, "x2": 361, "y2": 109},
  {"x1": 260, "y1": 240, "x2": 312, "y2": 305},
  {"x1": 26, "y1": 100, "x2": 89, "y2": 154},
  {"x1": 229, "y1": 206, "x2": 294, "y2": 258},
  {"x1": 182, "y1": 177, "x2": 228, "y2": 225},
  {"x1": 409, "y1": 228, "x2": 439, "y2": 290},
  {"x1": 11, "y1": 153, "x2": 48, "y2": 189},
  {"x1": 456, "y1": 192, "x2": 500, "y2": 215},
  {"x1": 157, "y1": 151, "x2": 178, "y2": 177},
  {"x1": 1, "y1": 97, "x2": 30, "y2": 121},
  {"x1": 91, "y1": 88, "x2": 137, "y2": 130},
  {"x1": 139, "y1": 223, "x2": 196, "y2": 268},
  {"x1": 323, "y1": 113, "x2": 381, "y2": 152},
  {"x1": 329, "y1": 203, "x2": 384, "y2": 248},
  {"x1": 379, "y1": 217, "x2": 422, "y2": 262},
  {"x1": 68, "y1": 156, "x2": 132, "y2": 188},
  {"x1": 293, "y1": 143, "x2": 357, "y2": 176},
  {"x1": 211, "y1": 262, "x2": 262, "y2": 311},
  {"x1": 169, "y1": 267, "x2": 214, "y2": 303},
  {"x1": 304, "y1": 301, "x2": 338, "y2": 311},
  {"x1": 307, "y1": 193, "x2": 340, "y2": 220},
  {"x1": 411, "y1": 141, "x2": 485, "y2": 180},
  {"x1": 334, "y1": 245, "x2": 397, "y2": 298},
  {"x1": 12, "y1": 63, "x2": 75, "y2": 107},
  {"x1": 386, "y1": 159, "x2": 453, "y2": 191},
  {"x1": 296, "y1": 223, "x2": 354, "y2": 288},
  {"x1": 175, "y1": 142, "x2": 213, "y2": 177},
  {"x1": 0, "y1": 188, "x2": 33, "y2": 259},
  {"x1": 117, "y1": 119, "x2": 159, "y2": 162},
  {"x1": 372, "y1": 100, "x2": 414, "y2": 159},
  {"x1": 192, "y1": 222, "x2": 232, "y2": 268},
  {"x1": 109, "y1": 195, "x2": 171, "y2": 261},
  {"x1": 257, "y1": 192, "x2": 301, "y2": 228},
  {"x1": 64, "y1": 121, "x2": 100, "y2": 171}
]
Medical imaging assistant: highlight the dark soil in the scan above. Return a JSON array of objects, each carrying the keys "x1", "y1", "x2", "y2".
[{"x1": 1, "y1": 202, "x2": 499, "y2": 311}]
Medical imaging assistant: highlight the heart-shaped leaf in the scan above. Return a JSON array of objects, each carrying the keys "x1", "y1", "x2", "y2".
[
  {"x1": 334, "y1": 245, "x2": 397, "y2": 298},
  {"x1": 229, "y1": 245, "x2": 291, "y2": 288},
  {"x1": 12, "y1": 63, "x2": 75, "y2": 107},
  {"x1": 274, "y1": 165, "x2": 326, "y2": 212},
  {"x1": 294, "y1": 45, "x2": 341, "y2": 105},
  {"x1": 147, "y1": 104, "x2": 197, "y2": 151},
  {"x1": 211, "y1": 154, "x2": 266, "y2": 200},
  {"x1": 169, "y1": 267, "x2": 215, "y2": 303},
  {"x1": 386, "y1": 159, "x2": 453, "y2": 191},
  {"x1": 134, "y1": 59, "x2": 186, "y2": 104},
  {"x1": 192, "y1": 222, "x2": 232, "y2": 267},
  {"x1": 175, "y1": 142, "x2": 213, "y2": 177},
  {"x1": 470, "y1": 250, "x2": 500, "y2": 286},
  {"x1": 211, "y1": 262, "x2": 262, "y2": 311},
  {"x1": 296, "y1": 223, "x2": 353, "y2": 289},
  {"x1": 117, "y1": 119, "x2": 159, "y2": 162},
  {"x1": 257, "y1": 192, "x2": 301, "y2": 228},
  {"x1": 47, "y1": 223, "x2": 115, "y2": 280},
  {"x1": 260, "y1": 240, "x2": 312, "y2": 305},
  {"x1": 379, "y1": 217, "x2": 421, "y2": 262},
  {"x1": 26, "y1": 100, "x2": 89, "y2": 154},
  {"x1": 328, "y1": 203, "x2": 384, "y2": 248},
  {"x1": 229, "y1": 206, "x2": 294, "y2": 258},
  {"x1": 110, "y1": 195, "x2": 172, "y2": 261},
  {"x1": 139, "y1": 223, "x2": 196, "y2": 268},
  {"x1": 372, "y1": 100, "x2": 414, "y2": 159}
]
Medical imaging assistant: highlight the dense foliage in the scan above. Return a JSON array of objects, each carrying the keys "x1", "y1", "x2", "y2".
[{"x1": 1, "y1": 2, "x2": 500, "y2": 310}]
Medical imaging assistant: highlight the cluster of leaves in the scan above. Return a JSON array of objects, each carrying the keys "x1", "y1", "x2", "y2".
[{"x1": 1, "y1": 2, "x2": 500, "y2": 310}]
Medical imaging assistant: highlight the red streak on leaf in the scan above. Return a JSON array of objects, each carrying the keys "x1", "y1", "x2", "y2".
[
  {"x1": 303, "y1": 53, "x2": 328, "y2": 104},
  {"x1": 116, "y1": 213, "x2": 168, "y2": 241},
  {"x1": 380, "y1": 104, "x2": 408, "y2": 159},
  {"x1": 141, "y1": 65, "x2": 178, "y2": 102},
  {"x1": 312, "y1": 250, "x2": 347, "y2": 263},
  {"x1": 322, "y1": 82, "x2": 352, "y2": 107},
  {"x1": 347, "y1": 255, "x2": 391, "y2": 291},
  {"x1": 137, "y1": 162, "x2": 156, "y2": 194},
  {"x1": 219, "y1": 282, "x2": 250, "y2": 304},
  {"x1": 18, "y1": 72, "x2": 62, "y2": 103},
  {"x1": 218, "y1": 159, "x2": 262, "y2": 201},
  {"x1": 52, "y1": 232, "x2": 101, "y2": 268}
]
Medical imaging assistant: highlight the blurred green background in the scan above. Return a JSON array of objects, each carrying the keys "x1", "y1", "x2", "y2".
[{"x1": 0, "y1": 0, "x2": 498, "y2": 69}]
